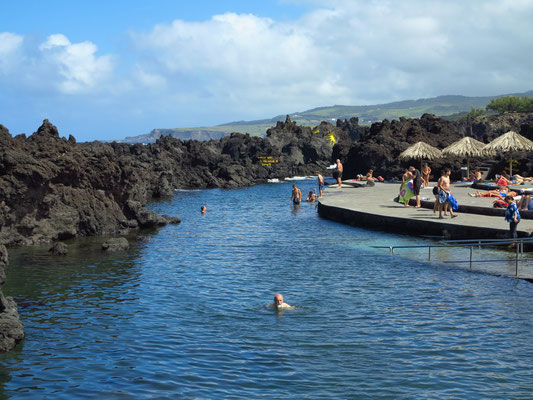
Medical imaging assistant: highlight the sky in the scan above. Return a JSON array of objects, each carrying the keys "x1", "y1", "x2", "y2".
[{"x1": 1, "y1": 0, "x2": 532, "y2": 142}]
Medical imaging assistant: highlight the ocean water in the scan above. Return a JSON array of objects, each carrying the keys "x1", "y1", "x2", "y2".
[{"x1": 1, "y1": 181, "x2": 533, "y2": 399}]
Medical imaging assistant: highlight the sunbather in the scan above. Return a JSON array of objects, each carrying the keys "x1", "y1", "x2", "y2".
[
  {"x1": 518, "y1": 194, "x2": 533, "y2": 211},
  {"x1": 513, "y1": 174, "x2": 533, "y2": 183},
  {"x1": 468, "y1": 187, "x2": 516, "y2": 198}
]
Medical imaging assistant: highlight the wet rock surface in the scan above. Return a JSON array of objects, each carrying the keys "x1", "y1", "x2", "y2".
[
  {"x1": 0, "y1": 245, "x2": 24, "y2": 352},
  {"x1": 102, "y1": 237, "x2": 130, "y2": 252},
  {"x1": 49, "y1": 242, "x2": 68, "y2": 256}
]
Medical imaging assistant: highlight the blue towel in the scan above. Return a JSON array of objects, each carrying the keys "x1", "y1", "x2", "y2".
[{"x1": 448, "y1": 194, "x2": 459, "y2": 211}]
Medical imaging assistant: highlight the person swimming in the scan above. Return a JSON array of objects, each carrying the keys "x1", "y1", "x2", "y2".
[
  {"x1": 306, "y1": 190, "x2": 317, "y2": 202},
  {"x1": 269, "y1": 293, "x2": 294, "y2": 310}
]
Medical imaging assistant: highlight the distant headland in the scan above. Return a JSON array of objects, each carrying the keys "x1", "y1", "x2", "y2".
[{"x1": 118, "y1": 90, "x2": 533, "y2": 144}]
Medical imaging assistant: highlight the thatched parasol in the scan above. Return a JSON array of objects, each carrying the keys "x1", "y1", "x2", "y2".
[
  {"x1": 399, "y1": 141, "x2": 442, "y2": 170},
  {"x1": 441, "y1": 136, "x2": 487, "y2": 177},
  {"x1": 483, "y1": 130, "x2": 533, "y2": 176}
]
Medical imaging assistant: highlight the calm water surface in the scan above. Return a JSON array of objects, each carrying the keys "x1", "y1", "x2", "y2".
[{"x1": 1, "y1": 181, "x2": 533, "y2": 399}]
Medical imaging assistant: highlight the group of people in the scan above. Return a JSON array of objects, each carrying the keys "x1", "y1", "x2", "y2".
[
  {"x1": 400, "y1": 165, "x2": 457, "y2": 218},
  {"x1": 291, "y1": 172, "x2": 326, "y2": 205}
]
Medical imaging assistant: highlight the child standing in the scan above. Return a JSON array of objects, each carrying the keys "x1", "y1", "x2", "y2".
[{"x1": 504, "y1": 195, "x2": 520, "y2": 241}]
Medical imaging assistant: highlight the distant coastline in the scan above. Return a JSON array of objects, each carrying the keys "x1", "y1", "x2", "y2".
[{"x1": 118, "y1": 90, "x2": 533, "y2": 144}]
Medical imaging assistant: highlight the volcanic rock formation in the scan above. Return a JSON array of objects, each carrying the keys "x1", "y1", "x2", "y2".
[{"x1": 0, "y1": 245, "x2": 24, "y2": 352}]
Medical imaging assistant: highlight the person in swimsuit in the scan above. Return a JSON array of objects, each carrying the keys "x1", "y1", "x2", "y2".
[
  {"x1": 306, "y1": 191, "x2": 317, "y2": 202},
  {"x1": 334, "y1": 159, "x2": 343, "y2": 188},
  {"x1": 400, "y1": 168, "x2": 413, "y2": 207},
  {"x1": 421, "y1": 163, "x2": 431, "y2": 187},
  {"x1": 317, "y1": 172, "x2": 324, "y2": 198},
  {"x1": 432, "y1": 185, "x2": 440, "y2": 215},
  {"x1": 468, "y1": 187, "x2": 515, "y2": 198},
  {"x1": 409, "y1": 166, "x2": 422, "y2": 208},
  {"x1": 437, "y1": 168, "x2": 456, "y2": 219},
  {"x1": 518, "y1": 191, "x2": 533, "y2": 211},
  {"x1": 291, "y1": 184, "x2": 302, "y2": 205},
  {"x1": 366, "y1": 169, "x2": 376, "y2": 181},
  {"x1": 269, "y1": 293, "x2": 294, "y2": 310}
]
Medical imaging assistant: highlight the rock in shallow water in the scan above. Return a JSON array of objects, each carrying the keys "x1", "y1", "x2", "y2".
[
  {"x1": 49, "y1": 242, "x2": 68, "y2": 256},
  {"x1": 0, "y1": 245, "x2": 24, "y2": 352},
  {"x1": 102, "y1": 237, "x2": 129, "y2": 252}
]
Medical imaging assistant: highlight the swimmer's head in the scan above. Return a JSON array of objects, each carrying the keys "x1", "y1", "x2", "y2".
[
  {"x1": 201, "y1": 205, "x2": 206, "y2": 213},
  {"x1": 274, "y1": 293, "x2": 283, "y2": 305}
]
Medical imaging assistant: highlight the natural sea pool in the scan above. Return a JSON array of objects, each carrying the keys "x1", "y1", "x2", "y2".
[{"x1": 1, "y1": 180, "x2": 533, "y2": 399}]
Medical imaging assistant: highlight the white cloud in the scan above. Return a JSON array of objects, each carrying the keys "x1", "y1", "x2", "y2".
[
  {"x1": 132, "y1": 12, "x2": 350, "y2": 113},
  {"x1": 0, "y1": 32, "x2": 23, "y2": 73},
  {"x1": 0, "y1": 32, "x2": 115, "y2": 95},
  {"x1": 130, "y1": 0, "x2": 533, "y2": 118},
  {"x1": 2, "y1": 0, "x2": 533, "y2": 141},
  {"x1": 38, "y1": 34, "x2": 115, "y2": 94}
]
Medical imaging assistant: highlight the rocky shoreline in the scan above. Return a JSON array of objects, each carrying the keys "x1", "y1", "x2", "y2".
[{"x1": 0, "y1": 112, "x2": 532, "y2": 352}]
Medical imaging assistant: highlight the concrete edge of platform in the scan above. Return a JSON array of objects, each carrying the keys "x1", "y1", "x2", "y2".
[{"x1": 317, "y1": 201, "x2": 532, "y2": 241}]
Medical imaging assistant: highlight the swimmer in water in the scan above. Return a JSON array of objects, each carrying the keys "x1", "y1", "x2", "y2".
[
  {"x1": 269, "y1": 293, "x2": 294, "y2": 310},
  {"x1": 201, "y1": 205, "x2": 206, "y2": 213}
]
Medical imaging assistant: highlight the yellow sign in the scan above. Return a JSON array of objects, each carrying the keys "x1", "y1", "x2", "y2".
[{"x1": 258, "y1": 156, "x2": 279, "y2": 167}]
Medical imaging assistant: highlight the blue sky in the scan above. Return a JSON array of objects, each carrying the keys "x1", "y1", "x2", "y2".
[{"x1": 1, "y1": 0, "x2": 532, "y2": 142}]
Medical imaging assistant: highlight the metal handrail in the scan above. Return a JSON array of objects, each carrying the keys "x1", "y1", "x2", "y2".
[{"x1": 373, "y1": 238, "x2": 531, "y2": 277}]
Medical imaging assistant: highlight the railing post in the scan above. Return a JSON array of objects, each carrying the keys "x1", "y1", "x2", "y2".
[
  {"x1": 390, "y1": 246, "x2": 394, "y2": 254},
  {"x1": 428, "y1": 246, "x2": 431, "y2": 261},
  {"x1": 469, "y1": 246, "x2": 473, "y2": 270},
  {"x1": 515, "y1": 243, "x2": 520, "y2": 278}
]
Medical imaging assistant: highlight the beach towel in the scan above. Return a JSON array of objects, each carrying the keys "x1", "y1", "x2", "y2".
[
  {"x1": 493, "y1": 199, "x2": 507, "y2": 208},
  {"x1": 448, "y1": 194, "x2": 459, "y2": 211},
  {"x1": 438, "y1": 189, "x2": 449, "y2": 204},
  {"x1": 398, "y1": 180, "x2": 414, "y2": 204}
]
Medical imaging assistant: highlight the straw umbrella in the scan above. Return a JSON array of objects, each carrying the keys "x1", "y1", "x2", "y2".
[
  {"x1": 483, "y1": 130, "x2": 533, "y2": 177},
  {"x1": 441, "y1": 136, "x2": 487, "y2": 178},
  {"x1": 399, "y1": 141, "x2": 442, "y2": 171}
]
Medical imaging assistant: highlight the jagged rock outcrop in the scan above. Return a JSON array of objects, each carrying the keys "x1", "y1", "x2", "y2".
[
  {"x1": 0, "y1": 117, "x2": 338, "y2": 246},
  {"x1": 341, "y1": 113, "x2": 533, "y2": 181},
  {"x1": 0, "y1": 245, "x2": 24, "y2": 352}
]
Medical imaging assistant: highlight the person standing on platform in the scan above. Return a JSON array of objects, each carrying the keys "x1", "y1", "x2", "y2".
[
  {"x1": 421, "y1": 163, "x2": 431, "y2": 187},
  {"x1": 317, "y1": 172, "x2": 324, "y2": 198},
  {"x1": 504, "y1": 195, "x2": 520, "y2": 243},
  {"x1": 409, "y1": 166, "x2": 422, "y2": 208},
  {"x1": 437, "y1": 168, "x2": 456, "y2": 219},
  {"x1": 334, "y1": 159, "x2": 343, "y2": 188}
]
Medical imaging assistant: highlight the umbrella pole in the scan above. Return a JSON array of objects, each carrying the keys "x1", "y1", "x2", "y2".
[
  {"x1": 466, "y1": 155, "x2": 470, "y2": 180},
  {"x1": 509, "y1": 151, "x2": 513, "y2": 177}
]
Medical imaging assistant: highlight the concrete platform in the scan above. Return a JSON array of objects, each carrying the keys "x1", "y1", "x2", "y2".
[{"x1": 318, "y1": 181, "x2": 533, "y2": 240}]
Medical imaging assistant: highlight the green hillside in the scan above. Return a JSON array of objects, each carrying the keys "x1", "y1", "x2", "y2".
[{"x1": 122, "y1": 90, "x2": 533, "y2": 143}]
